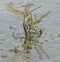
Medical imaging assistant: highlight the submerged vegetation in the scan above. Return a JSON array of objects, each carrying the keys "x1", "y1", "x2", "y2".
[{"x1": 7, "y1": 2, "x2": 51, "y2": 59}]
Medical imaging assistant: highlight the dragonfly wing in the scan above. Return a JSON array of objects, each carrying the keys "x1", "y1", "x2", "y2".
[
  {"x1": 7, "y1": 3, "x2": 25, "y2": 15},
  {"x1": 33, "y1": 13, "x2": 37, "y2": 22}
]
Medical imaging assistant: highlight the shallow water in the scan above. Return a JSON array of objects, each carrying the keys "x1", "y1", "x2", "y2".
[{"x1": 0, "y1": 0, "x2": 60, "y2": 62}]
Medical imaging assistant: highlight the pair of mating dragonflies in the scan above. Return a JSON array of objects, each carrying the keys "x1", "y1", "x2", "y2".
[
  {"x1": 7, "y1": 3, "x2": 51, "y2": 59},
  {"x1": 7, "y1": 3, "x2": 51, "y2": 39}
]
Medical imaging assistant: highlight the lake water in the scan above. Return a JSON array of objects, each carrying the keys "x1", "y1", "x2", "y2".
[{"x1": 0, "y1": 0, "x2": 60, "y2": 62}]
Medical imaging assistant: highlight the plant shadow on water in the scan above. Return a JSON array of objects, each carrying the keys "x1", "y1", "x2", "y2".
[{"x1": 7, "y1": 2, "x2": 51, "y2": 62}]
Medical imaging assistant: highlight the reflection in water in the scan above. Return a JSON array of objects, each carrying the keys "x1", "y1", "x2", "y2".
[
  {"x1": 10, "y1": 53, "x2": 20, "y2": 62},
  {"x1": 22, "y1": 53, "x2": 36, "y2": 62},
  {"x1": 10, "y1": 51, "x2": 36, "y2": 62},
  {"x1": 11, "y1": 30, "x2": 49, "y2": 59}
]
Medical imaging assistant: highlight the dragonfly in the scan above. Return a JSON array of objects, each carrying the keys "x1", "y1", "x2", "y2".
[{"x1": 7, "y1": 2, "x2": 51, "y2": 59}]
